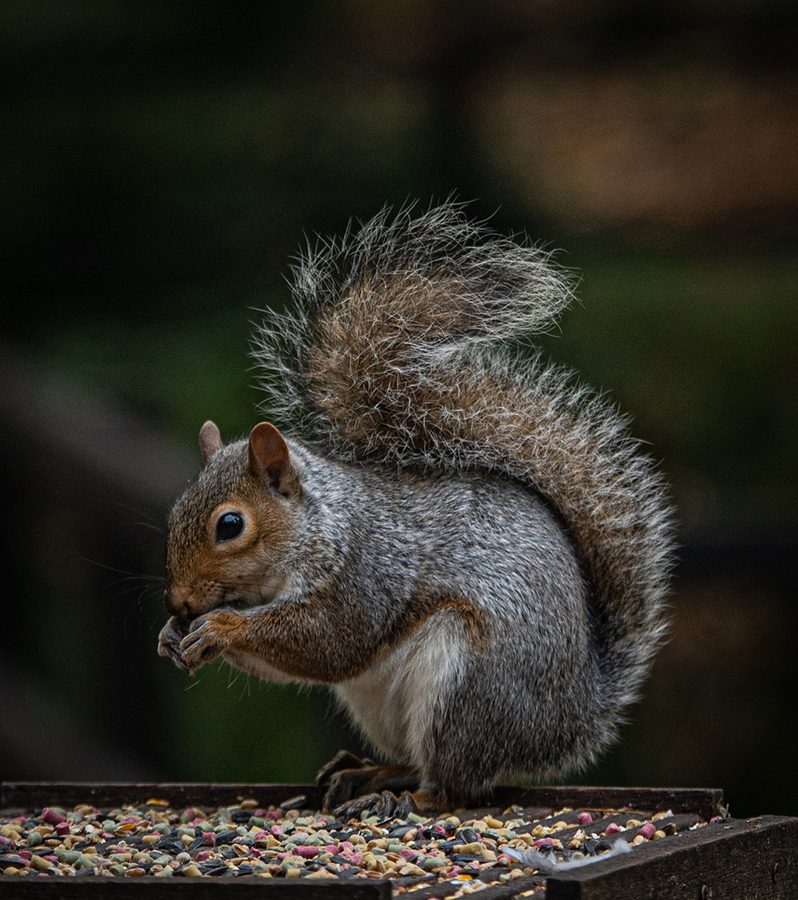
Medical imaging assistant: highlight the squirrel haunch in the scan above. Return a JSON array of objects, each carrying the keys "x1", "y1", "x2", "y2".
[{"x1": 159, "y1": 202, "x2": 675, "y2": 805}]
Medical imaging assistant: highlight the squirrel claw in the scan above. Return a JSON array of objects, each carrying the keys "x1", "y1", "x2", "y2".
[
  {"x1": 180, "y1": 616, "x2": 223, "y2": 671},
  {"x1": 333, "y1": 791, "x2": 384, "y2": 821},
  {"x1": 157, "y1": 617, "x2": 190, "y2": 671},
  {"x1": 315, "y1": 749, "x2": 373, "y2": 787},
  {"x1": 393, "y1": 790, "x2": 418, "y2": 820},
  {"x1": 334, "y1": 789, "x2": 417, "y2": 822}
]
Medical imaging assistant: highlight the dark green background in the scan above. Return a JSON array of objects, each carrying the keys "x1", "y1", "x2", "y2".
[{"x1": 1, "y1": 1, "x2": 796, "y2": 819}]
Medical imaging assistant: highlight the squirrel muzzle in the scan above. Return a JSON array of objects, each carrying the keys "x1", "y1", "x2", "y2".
[{"x1": 164, "y1": 581, "x2": 215, "y2": 619}]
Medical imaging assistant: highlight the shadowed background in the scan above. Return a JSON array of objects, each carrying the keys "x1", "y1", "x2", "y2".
[{"x1": 1, "y1": 0, "x2": 796, "y2": 819}]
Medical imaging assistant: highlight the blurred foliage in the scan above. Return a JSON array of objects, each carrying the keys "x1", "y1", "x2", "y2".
[
  {"x1": 537, "y1": 244, "x2": 798, "y2": 517},
  {"x1": 1, "y1": 0, "x2": 796, "y2": 816}
]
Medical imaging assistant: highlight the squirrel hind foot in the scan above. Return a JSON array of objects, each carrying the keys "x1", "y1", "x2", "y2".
[
  {"x1": 332, "y1": 788, "x2": 452, "y2": 821},
  {"x1": 315, "y1": 748, "x2": 375, "y2": 786},
  {"x1": 316, "y1": 751, "x2": 459, "y2": 817},
  {"x1": 333, "y1": 790, "x2": 413, "y2": 821},
  {"x1": 316, "y1": 753, "x2": 419, "y2": 812}
]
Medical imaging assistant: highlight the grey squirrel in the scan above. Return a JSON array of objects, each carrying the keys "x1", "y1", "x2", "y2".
[{"x1": 157, "y1": 202, "x2": 674, "y2": 815}]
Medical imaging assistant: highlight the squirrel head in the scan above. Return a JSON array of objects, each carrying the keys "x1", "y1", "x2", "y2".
[{"x1": 164, "y1": 420, "x2": 301, "y2": 620}]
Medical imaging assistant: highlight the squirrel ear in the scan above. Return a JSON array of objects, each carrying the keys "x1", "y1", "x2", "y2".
[
  {"x1": 199, "y1": 420, "x2": 223, "y2": 466},
  {"x1": 247, "y1": 422, "x2": 296, "y2": 496}
]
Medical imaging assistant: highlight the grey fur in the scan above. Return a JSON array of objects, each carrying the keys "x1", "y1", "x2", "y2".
[
  {"x1": 253, "y1": 202, "x2": 674, "y2": 722},
  {"x1": 164, "y1": 202, "x2": 675, "y2": 803}
]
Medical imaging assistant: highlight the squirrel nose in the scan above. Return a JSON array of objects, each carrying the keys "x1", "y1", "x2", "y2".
[
  {"x1": 164, "y1": 582, "x2": 214, "y2": 618},
  {"x1": 164, "y1": 586, "x2": 190, "y2": 618}
]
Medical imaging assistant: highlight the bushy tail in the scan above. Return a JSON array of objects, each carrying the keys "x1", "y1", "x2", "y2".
[{"x1": 254, "y1": 202, "x2": 674, "y2": 722}]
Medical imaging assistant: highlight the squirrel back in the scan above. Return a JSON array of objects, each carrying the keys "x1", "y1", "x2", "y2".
[{"x1": 254, "y1": 202, "x2": 674, "y2": 725}]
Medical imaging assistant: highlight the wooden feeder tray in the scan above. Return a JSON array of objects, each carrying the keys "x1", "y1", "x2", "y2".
[{"x1": 1, "y1": 782, "x2": 795, "y2": 899}]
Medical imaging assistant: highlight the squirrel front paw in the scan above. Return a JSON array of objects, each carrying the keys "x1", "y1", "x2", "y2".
[
  {"x1": 179, "y1": 608, "x2": 242, "y2": 674},
  {"x1": 157, "y1": 616, "x2": 190, "y2": 670}
]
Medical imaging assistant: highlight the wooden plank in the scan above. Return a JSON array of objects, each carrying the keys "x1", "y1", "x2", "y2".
[
  {"x1": 449, "y1": 881, "x2": 537, "y2": 899},
  {"x1": 492, "y1": 786, "x2": 725, "y2": 822},
  {"x1": 0, "y1": 879, "x2": 390, "y2": 899},
  {"x1": 0, "y1": 783, "x2": 723, "y2": 821},
  {"x1": 405, "y1": 873, "x2": 547, "y2": 899},
  {"x1": 0, "y1": 784, "x2": 323, "y2": 813},
  {"x1": 545, "y1": 815, "x2": 798, "y2": 900},
  {"x1": 401, "y1": 879, "x2": 537, "y2": 900}
]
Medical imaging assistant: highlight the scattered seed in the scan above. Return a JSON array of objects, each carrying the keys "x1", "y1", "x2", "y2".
[{"x1": 0, "y1": 796, "x2": 707, "y2": 887}]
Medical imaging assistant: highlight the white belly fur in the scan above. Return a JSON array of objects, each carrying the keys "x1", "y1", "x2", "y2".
[{"x1": 333, "y1": 610, "x2": 468, "y2": 773}]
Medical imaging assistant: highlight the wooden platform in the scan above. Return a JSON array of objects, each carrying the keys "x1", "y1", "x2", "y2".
[{"x1": 1, "y1": 783, "x2": 795, "y2": 899}]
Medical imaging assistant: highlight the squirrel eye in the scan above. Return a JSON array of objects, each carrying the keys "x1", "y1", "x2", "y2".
[{"x1": 215, "y1": 511, "x2": 245, "y2": 543}]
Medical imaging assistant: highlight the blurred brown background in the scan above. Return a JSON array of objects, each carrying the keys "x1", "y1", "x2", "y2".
[{"x1": 1, "y1": 0, "x2": 796, "y2": 818}]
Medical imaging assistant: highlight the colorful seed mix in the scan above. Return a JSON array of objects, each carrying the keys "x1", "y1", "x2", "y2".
[{"x1": 0, "y1": 796, "x2": 706, "y2": 895}]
